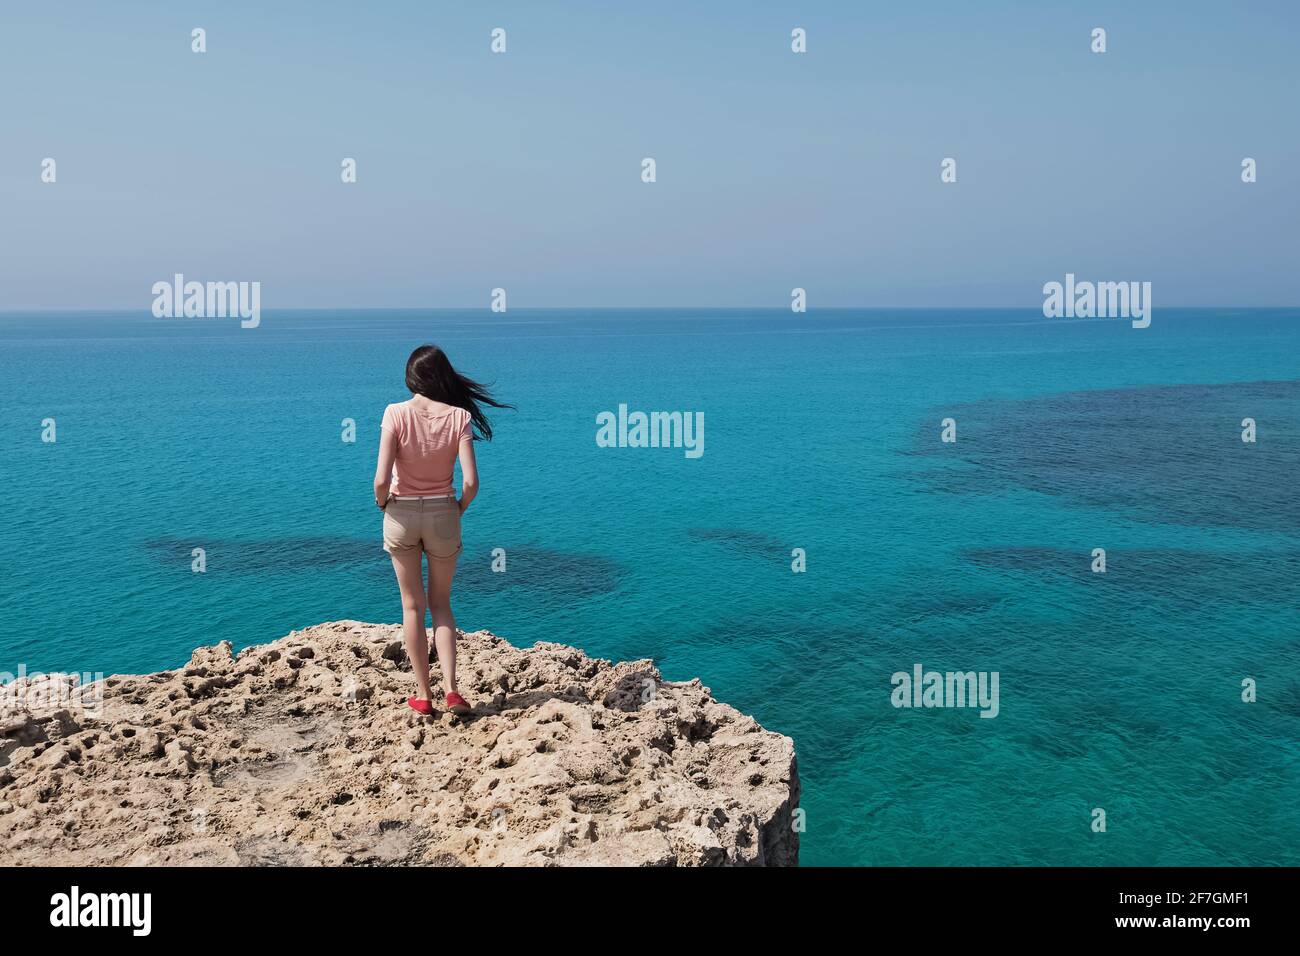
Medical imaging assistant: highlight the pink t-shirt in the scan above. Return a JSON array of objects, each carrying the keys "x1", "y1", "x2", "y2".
[{"x1": 381, "y1": 400, "x2": 473, "y2": 496}]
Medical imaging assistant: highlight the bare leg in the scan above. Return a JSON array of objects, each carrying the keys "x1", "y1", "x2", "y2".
[
  {"x1": 391, "y1": 548, "x2": 432, "y2": 701},
  {"x1": 426, "y1": 552, "x2": 460, "y2": 696}
]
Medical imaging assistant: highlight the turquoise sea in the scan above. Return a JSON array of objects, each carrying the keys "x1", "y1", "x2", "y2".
[{"x1": 2, "y1": 307, "x2": 1298, "y2": 866}]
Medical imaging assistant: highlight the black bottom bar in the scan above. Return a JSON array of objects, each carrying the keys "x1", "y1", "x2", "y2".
[{"x1": 4, "y1": 866, "x2": 1281, "y2": 940}]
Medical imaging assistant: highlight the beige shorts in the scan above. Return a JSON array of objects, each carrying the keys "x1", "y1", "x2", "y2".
[{"x1": 382, "y1": 496, "x2": 462, "y2": 560}]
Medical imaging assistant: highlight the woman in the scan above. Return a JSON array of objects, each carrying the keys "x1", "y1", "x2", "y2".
[{"x1": 374, "y1": 345, "x2": 509, "y2": 716}]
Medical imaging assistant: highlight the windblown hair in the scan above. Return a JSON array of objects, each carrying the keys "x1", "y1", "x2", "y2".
[{"x1": 404, "y1": 345, "x2": 511, "y2": 441}]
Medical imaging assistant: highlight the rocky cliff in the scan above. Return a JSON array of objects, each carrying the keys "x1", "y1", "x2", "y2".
[{"x1": 0, "y1": 621, "x2": 799, "y2": 866}]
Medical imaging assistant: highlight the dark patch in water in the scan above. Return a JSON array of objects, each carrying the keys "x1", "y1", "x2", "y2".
[
  {"x1": 688, "y1": 528, "x2": 789, "y2": 557},
  {"x1": 963, "y1": 545, "x2": 1300, "y2": 603},
  {"x1": 909, "y1": 379, "x2": 1300, "y2": 532},
  {"x1": 141, "y1": 538, "x2": 623, "y2": 598},
  {"x1": 457, "y1": 544, "x2": 624, "y2": 598},
  {"x1": 891, "y1": 592, "x2": 1006, "y2": 625},
  {"x1": 143, "y1": 536, "x2": 382, "y2": 571},
  {"x1": 1017, "y1": 728, "x2": 1094, "y2": 761},
  {"x1": 1273, "y1": 681, "x2": 1300, "y2": 719}
]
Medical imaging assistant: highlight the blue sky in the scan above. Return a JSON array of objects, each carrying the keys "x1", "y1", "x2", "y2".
[{"x1": 1, "y1": 1, "x2": 1297, "y2": 308}]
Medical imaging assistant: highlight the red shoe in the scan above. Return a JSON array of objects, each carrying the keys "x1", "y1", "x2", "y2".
[
  {"x1": 445, "y1": 692, "x2": 472, "y2": 716},
  {"x1": 407, "y1": 696, "x2": 434, "y2": 715}
]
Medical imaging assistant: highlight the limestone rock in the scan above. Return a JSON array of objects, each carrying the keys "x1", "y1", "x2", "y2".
[{"x1": 0, "y1": 621, "x2": 799, "y2": 866}]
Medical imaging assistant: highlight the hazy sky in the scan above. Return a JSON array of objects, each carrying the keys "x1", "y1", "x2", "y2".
[{"x1": 1, "y1": 1, "x2": 1297, "y2": 309}]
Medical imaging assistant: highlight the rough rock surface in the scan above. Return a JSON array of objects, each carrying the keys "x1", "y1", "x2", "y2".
[{"x1": 0, "y1": 621, "x2": 799, "y2": 866}]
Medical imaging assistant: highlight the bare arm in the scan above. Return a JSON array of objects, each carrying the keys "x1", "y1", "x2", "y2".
[
  {"x1": 458, "y1": 437, "x2": 479, "y2": 514},
  {"x1": 373, "y1": 426, "x2": 397, "y2": 508}
]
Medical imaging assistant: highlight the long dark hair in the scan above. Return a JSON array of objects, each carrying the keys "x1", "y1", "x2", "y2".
[{"x1": 404, "y1": 345, "x2": 511, "y2": 441}]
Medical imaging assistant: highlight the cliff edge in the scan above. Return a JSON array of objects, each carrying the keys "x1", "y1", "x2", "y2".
[{"x1": 0, "y1": 621, "x2": 799, "y2": 866}]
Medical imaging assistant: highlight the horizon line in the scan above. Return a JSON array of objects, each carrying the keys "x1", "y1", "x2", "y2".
[{"x1": 2, "y1": 304, "x2": 1298, "y2": 315}]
